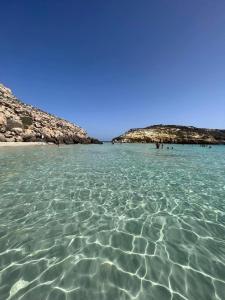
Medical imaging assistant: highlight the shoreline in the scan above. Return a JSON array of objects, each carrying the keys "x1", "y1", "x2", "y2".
[{"x1": 0, "y1": 142, "x2": 49, "y2": 147}]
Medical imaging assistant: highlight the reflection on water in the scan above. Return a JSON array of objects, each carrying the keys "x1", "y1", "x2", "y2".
[{"x1": 0, "y1": 144, "x2": 225, "y2": 300}]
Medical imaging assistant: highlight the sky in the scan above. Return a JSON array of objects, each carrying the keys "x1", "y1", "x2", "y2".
[{"x1": 0, "y1": 0, "x2": 225, "y2": 140}]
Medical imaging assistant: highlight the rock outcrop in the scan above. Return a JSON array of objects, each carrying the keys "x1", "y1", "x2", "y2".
[
  {"x1": 112, "y1": 125, "x2": 225, "y2": 144},
  {"x1": 0, "y1": 83, "x2": 101, "y2": 144}
]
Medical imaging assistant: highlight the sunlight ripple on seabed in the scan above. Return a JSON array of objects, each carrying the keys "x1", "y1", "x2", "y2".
[{"x1": 0, "y1": 144, "x2": 225, "y2": 300}]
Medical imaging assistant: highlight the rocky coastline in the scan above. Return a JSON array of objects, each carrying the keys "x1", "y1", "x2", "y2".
[
  {"x1": 112, "y1": 124, "x2": 225, "y2": 144},
  {"x1": 0, "y1": 83, "x2": 102, "y2": 144}
]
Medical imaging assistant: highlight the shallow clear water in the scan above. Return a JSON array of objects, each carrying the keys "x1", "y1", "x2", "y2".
[{"x1": 0, "y1": 144, "x2": 225, "y2": 300}]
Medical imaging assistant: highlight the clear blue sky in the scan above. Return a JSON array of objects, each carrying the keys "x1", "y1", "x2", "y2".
[{"x1": 1, "y1": 0, "x2": 225, "y2": 140}]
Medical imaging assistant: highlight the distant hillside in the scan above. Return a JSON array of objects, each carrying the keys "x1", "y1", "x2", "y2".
[
  {"x1": 0, "y1": 83, "x2": 101, "y2": 144},
  {"x1": 112, "y1": 124, "x2": 225, "y2": 144}
]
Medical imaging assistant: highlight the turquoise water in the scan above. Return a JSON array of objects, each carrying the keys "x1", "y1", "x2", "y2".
[{"x1": 0, "y1": 144, "x2": 225, "y2": 300}]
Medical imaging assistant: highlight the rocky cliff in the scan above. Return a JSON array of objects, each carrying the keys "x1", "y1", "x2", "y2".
[
  {"x1": 0, "y1": 83, "x2": 101, "y2": 144},
  {"x1": 112, "y1": 125, "x2": 225, "y2": 144}
]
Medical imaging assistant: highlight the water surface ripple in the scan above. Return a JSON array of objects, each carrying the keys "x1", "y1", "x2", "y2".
[{"x1": 0, "y1": 144, "x2": 225, "y2": 300}]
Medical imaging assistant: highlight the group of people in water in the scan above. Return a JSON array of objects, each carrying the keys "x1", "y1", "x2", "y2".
[
  {"x1": 155, "y1": 142, "x2": 173, "y2": 150},
  {"x1": 155, "y1": 142, "x2": 212, "y2": 149},
  {"x1": 200, "y1": 144, "x2": 212, "y2": 148}
]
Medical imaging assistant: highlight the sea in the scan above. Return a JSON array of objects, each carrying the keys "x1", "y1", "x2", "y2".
[{"x1": 0, "y1": 143, "x2": 225, "y2": 300}]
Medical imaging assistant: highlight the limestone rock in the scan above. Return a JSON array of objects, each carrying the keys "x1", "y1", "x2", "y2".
[
  {"x1": 0, "y1": 83, "x2": 102, "y2": 144},
  {"x1": 112, "y1": 125, "x2": 225, "y2": 144}
]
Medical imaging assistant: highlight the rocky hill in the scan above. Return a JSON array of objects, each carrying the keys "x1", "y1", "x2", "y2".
[
  {"x1": 0, "y1": 83, "x2": 101, "y2": 144},
  {"x1": 112, "y1": 124, "x2": 225, "y2": 144}
]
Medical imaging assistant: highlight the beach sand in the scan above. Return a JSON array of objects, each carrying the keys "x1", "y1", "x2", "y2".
[{"x1": 0, "y1": 142, "x2": 49, "y2": 147}]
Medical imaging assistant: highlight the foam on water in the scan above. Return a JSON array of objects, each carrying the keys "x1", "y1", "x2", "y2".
[{"x1": 0, "y1": 144, "x2": 225, "y2": 300}]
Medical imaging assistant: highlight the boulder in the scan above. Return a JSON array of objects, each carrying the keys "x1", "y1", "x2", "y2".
[
  {"x1": 89, "y1": 137, "x2": 103, "y2": 144},
  {"x1": 63, "y1": 136, "x2": 75, "y2": 144},
  {"x1": 34, "y1": 122, "x2": 42, "y2": 128},
  {"x1": 5, "y1": 131, "x2": 14, "y2": 138},
  {"x1": 15, "y1": 136, "x2": 23, "y2": 142},
  {"x1": 22, "y1": 129, "x2": 35, "y2": 141},
  {"x1": 0, "y1": 126, "x2": 6, "y2": 133},
  {"x1": 0, "y1": 113, "x2": 7, "y2": 126},
  {"x1": 0, "y1": 133, "x2": 6, "y2": 142},
  {"x1": 5, "y1": 137, "x2": 15, "y2": 142},
  {"x1": 12, "y1": 127, "x2": 23, "y2": 134}
]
